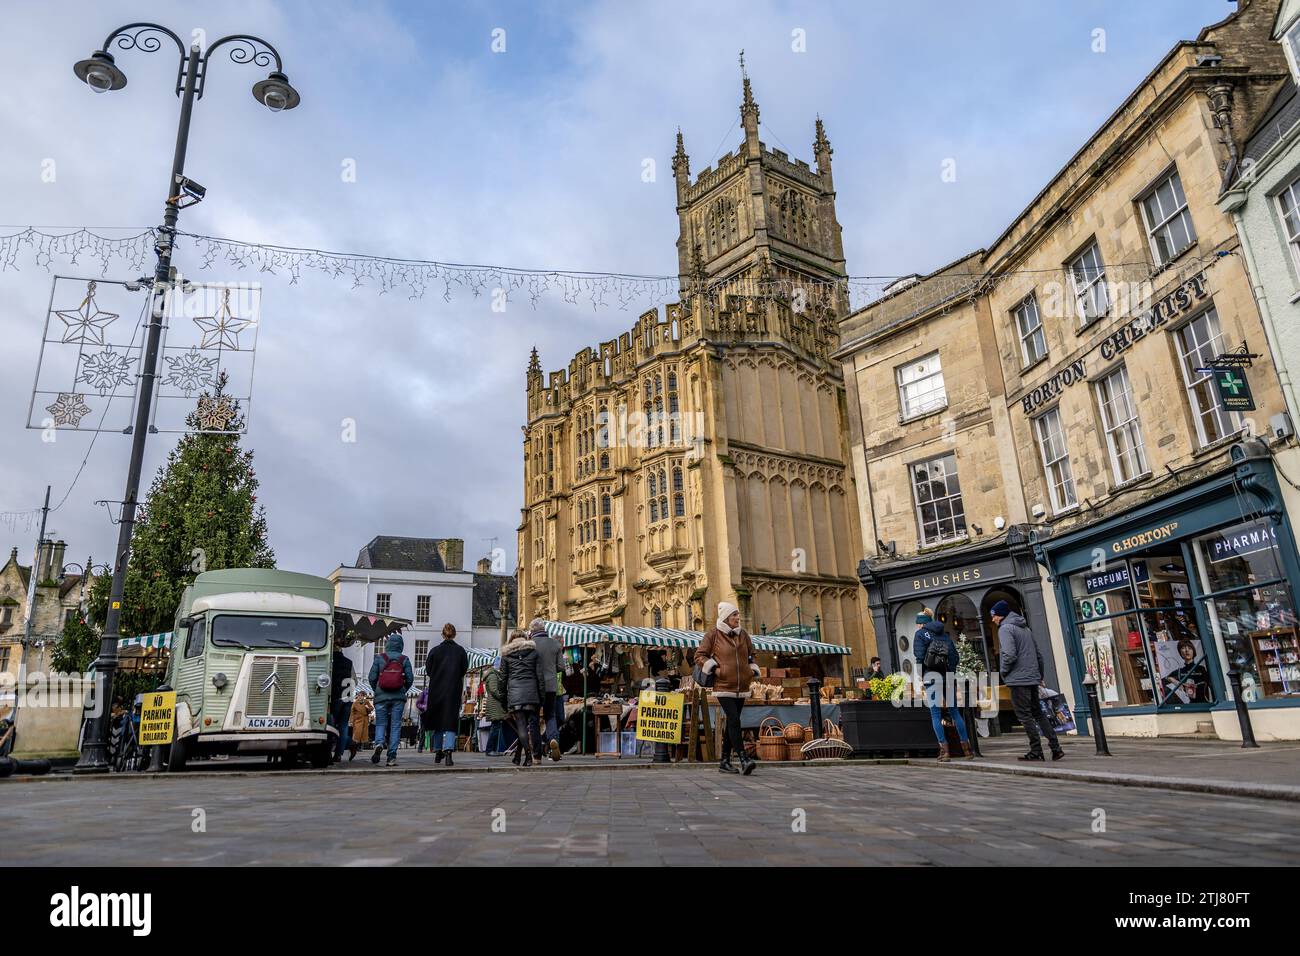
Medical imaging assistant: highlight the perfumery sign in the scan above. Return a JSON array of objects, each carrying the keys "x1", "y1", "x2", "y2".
[{"x1": 1083, "y1": 561, "x2": 1149, "y2": 594}]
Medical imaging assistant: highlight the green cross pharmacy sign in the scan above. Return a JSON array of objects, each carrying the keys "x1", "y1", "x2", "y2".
[{"x1": 1197, "y1": 366, "x2": 1255, "y2": 412}]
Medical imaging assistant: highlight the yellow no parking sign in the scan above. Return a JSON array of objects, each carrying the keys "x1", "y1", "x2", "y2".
[
  {"x1": 636, "y1": 689, "x2": 684, "y2": 743},
  {"x1": 139, "y1": 691, "x2": 176, "y2": 745}
]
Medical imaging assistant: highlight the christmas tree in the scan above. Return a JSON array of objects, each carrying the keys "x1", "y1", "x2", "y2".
[{"x1": 86, "y1": 373, "x2": 275, "y2": 638}]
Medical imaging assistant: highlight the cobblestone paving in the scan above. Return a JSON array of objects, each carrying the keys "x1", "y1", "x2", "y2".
[{"x1": 2, "y1": 763, "x2": 1297, "y2": 865}]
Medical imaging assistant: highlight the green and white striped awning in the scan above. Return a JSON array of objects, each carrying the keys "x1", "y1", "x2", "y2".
[
  {"x1": 118, "y1": 632, "x2": 173, "y2": 650},
  {"x1": 541, "y1": 620, "x2": 848, "y2": 656},
  {"x1": 467, "y1": 647, "x2": 497, "y2": 670}
]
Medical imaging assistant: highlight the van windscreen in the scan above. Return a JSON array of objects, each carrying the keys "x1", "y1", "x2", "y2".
[{"x1": 210, "y1": 615, "x2": 328, "y2": 649}]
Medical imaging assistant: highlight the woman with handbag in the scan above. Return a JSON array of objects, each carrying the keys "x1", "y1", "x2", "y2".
[{"x1": 695, "y1": 601, "x2": 760, "y2": 775}]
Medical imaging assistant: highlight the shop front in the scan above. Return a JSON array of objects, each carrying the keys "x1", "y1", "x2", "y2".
[
  {"x1": 858, "y1": 528, "x2": 1061, "y2": 698},
  {"x1": 1033, "y1": 443, "x2": 1300, "y2": 740}
]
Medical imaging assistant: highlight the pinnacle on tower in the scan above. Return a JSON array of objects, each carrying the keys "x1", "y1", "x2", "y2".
[
  {"x1": 739, "y1": 49, "x2": 759, "y2": 125},
  {"x1": 814, "y1": 115, "x2": 832, "y2": 163},
  {"x1": 527, "y1": 346, "x2": 541, "y2": 378},
  {"x1": 672, "y1": 128, "x2": 689, "y2": 178},
  {"x1": 740, "y1": 76, "x2": 759, "y2": 125}
]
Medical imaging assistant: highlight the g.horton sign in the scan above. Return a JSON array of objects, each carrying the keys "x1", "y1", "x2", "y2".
[
  {"x1": 1110, "y1": 521, "x2": 1180, "y2": 555},
  {"x1": 1100, "y1": 271, "x2": 1209, "y2": 361}
]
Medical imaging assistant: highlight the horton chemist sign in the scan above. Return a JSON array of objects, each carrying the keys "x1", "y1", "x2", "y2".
[{"x1": 636, "y1": 689, "x2": 684, "y2": 744}]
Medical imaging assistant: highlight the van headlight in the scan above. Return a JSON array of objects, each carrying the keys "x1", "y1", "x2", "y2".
[
  {"x1": 316, "y1": 674, "x2": 330, "y2": 690},
  {"x1": 212, "y1": 672, "x2": 228, "y2": 690}
]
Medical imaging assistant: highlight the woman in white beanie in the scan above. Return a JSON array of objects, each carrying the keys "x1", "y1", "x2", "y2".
[{"x1": 694, "y1": 601, "x2": 760, "y2": 774}]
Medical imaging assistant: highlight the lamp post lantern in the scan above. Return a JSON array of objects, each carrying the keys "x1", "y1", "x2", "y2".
[{"x1": 72, "y1": 23, "x2": 299, "y2": 772}]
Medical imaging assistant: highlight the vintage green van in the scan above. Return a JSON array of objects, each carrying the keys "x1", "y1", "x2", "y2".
[{"x1": 164, "y1": 568, "x2": 337, "y2": 770}]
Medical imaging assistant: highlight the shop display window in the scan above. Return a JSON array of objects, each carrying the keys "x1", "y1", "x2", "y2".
[
  {"x1": 1193, "y1": 519, "x2": 1299, "y2": 700},
  {"x1": 1069, "y1": 571, "x2": 1151, "y2": 708}
]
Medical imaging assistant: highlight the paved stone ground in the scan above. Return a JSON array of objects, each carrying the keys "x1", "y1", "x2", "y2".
[{"x1": 2, "y1": 760, "x2": 1296, "y2": 865}]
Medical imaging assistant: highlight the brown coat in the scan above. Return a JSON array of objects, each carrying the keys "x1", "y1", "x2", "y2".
[
  {"x1": 349, "y1": 695, "x2": 373, "y2": 744},
  {"x1": 695, "y1": 627, "x2": 757, "y2": 698}
]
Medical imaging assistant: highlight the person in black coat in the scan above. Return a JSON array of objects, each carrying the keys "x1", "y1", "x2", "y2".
[
  {"x1": 329, "y1": 647, "x2": 354, "y2": 763},
  {"x1": 499, "y1": 629, "x2": 545, "y2": 767},
  {"x1": 424, "y1": 623, "x2": 469, "y2": 766}
]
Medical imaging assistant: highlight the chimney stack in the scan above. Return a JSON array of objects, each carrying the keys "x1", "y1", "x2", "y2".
[
  {"x1": 51, "y1": 541, "x2": 67, "y2": 581},
  {"x1": 435, "y1": 539, "x2": 464, "y2": 572},
  {"x1": 476, "y1": 557, "x2": 492, "y2": 575},
  {"x1": 37, "y1": 540, "x2": 54, "y2": 584}
]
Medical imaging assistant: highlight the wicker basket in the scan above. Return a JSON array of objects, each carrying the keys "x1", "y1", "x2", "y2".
[
  {"x1": 801, "y1": 737, "x2": 851, "y2": 760},
  {"x1": 757, "y1": 716, "x2": 787, "y2": 761},
  {"x1": 800, "y1": 719, "x2": 851, "y2": 760},
  {"x1": 782, "y1": 722, "x2": 805, "y2": 743},
  {"x1": 785, "y1": 740, "x2": 805, "y2": 761}
]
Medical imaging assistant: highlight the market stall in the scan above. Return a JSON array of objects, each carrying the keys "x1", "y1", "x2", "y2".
[
  {"x1": 115, "y1": 632, "x2": 172, "y2": 674},
  {"x1": 541, "y1": 620, "x2": 852, "y2": 759}
]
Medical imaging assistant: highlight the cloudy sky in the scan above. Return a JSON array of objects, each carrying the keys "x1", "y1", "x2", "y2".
[{"x1": 0, "y1": 0, "x2": 1231, "y2": 580}]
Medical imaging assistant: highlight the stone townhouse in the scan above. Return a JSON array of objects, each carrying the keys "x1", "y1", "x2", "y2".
[{"x1": 839, "y1": 0, "x2": 1300, "y2": 739}]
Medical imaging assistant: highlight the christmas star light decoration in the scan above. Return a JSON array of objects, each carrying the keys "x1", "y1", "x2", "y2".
[
  {"x1": 195, "y1": 394, "x2": 237, "y2": 431},
  {"x1": 76, "y1": 348, "x2": 133, "y2": 396},
  {"x1": 164, "y1": 347, "x2": 218, "y2": 396},
  {"x1": 193, "y1": 288, "x2": 253, "y2": 350},
  {"x1": 45, "y1": 392, "x2": 92, "y2": 427},
  {"x1": 55, "y1": 280, "x2": 119, "y2": 345}
]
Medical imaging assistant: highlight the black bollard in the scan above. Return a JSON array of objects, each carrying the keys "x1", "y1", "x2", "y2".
[
  {"x1": 965, "y1": 704, "x2": 982, "y2": 757},
  {"x1": 807, "y1": 676, "x2": 823, "y2": 738},
  {"x1": 1083, "y1": 677, "x2": 1111, "y2": 756},
  {"x1": 1227, "y1": 670, "x2": 1260, "y2": 749},
  {"x1": 652, "y1": 677, "x2": 673, "y2": 763}
]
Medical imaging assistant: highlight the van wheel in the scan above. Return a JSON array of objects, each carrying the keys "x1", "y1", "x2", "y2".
[
  {"x1": 167, "y1": 737, "x2": 189, "y2": 772},
  {"x1": 308, "y1": 744, "x2": 331, "y2": 769}
]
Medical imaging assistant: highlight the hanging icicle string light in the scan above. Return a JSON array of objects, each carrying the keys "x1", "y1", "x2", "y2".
[{"x1": 0, "y1": 225, "x2": 1235, "y2": 314}]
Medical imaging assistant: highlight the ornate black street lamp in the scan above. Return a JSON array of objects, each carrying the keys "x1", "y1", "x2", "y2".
[
  {"x1": 72, "y1": 23, "x2": 299, "y2": 772},
  {"x1": 58, "y1": 557, "x2": 111, "y2": 610}
]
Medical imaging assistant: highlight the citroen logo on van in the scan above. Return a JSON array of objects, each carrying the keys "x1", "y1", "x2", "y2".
[{"x1": 261, "y1": 671, "x2": 282, "y2": 694}]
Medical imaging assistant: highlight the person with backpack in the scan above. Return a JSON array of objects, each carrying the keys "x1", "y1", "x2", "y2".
[
  {"x1": 425, "y1": 623, "x2": 469, "y2": 766},
  {"x1": 367, "y1": 633, "x2": 414, "y2": 767},
  {"x1": 913, "y1": 608, "x2": 972, "y2": 762},
  {"x1": 992, "y1": 600, "x2": 1064, "y2": 762},
  {"x1": 499, "y1": 628, "x2": 545, "y2": 767}
]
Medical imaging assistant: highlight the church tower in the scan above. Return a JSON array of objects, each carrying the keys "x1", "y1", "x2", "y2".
[
  {"x1": 673, "y1": 61, "x2": 846, "y2": 304},
  {"x1": 518, "y1": 68, "x2": 872, "y2": 669}
]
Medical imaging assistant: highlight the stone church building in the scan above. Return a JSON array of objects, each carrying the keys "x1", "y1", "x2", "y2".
[{"x1": 517, "y1": 77, "x2": 871, "y2": 662}]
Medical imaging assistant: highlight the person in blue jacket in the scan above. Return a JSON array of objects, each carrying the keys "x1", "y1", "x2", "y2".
[
  {"x1": 367, "y1": 633, "x2": 414, "y2": 767},
  {"x1": 914, "y1": 609, "x2": 972, "y2": 761}
]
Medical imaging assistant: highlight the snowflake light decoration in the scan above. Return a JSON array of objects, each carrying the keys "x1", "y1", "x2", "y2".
[
  {"x1": 164, "y1": 348, "x2": 218, "y2": 397},
  {"x1": 54, "y1": 280, "x2": 119, "y2": 345},
  {"x1": 45, "y1": 392, "x2": 92, "y2": 428},
  {"x1": 75, "y1": 348, "x2": 133, "y2": 396},
  {"x1": 193, "y1": 288, "x2": 253, "y2": 350},
  {"x1": 195, "y1": 395, "x2": 237, "y2": 431}
]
